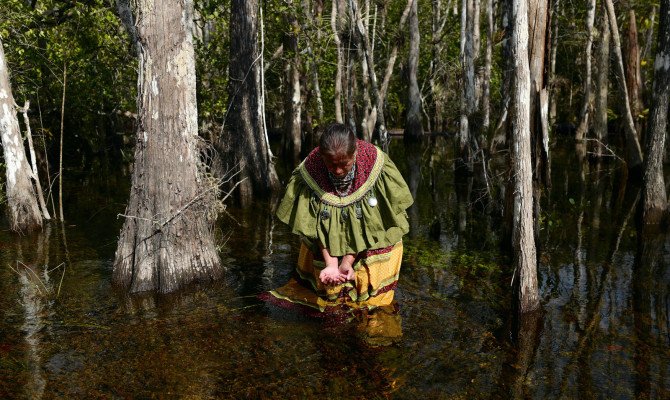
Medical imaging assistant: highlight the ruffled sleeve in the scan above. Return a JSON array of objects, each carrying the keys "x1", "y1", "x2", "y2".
[{"x1": 276, "y1": 148, "x2": 413, "y2": 257}]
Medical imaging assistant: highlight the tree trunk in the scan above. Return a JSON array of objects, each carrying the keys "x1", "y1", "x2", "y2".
[
  {"x1": 302, "y1": 0, "x2": 325, "y2": 125},
  {"x1": 348, "y1": 0, "x2": 388, "y2": 148},
  {"x1": 624, "y1": 10, "x2": 643, "y2": 135},
  {"x1": 404, "y1": 0, "x2": 423, "y2": 140},
  {"x1": 20, "y1": 102, "x2": 50, "y2": 220},
  {"x1": 491, "y1": 0, "x2": 512, "y2": 152},
  {"x1": 510, "y1": 0, "x2": 539, "y2": 313},
  {"x1": 548, "y1": 0, "x2": 560, "y2": 123},
  {"x1": 575, "y1": 0, "x2": 596, "y2": 142},
  {"x1": 430, "y1": 0, "x2": 447, "y2": 133},
  {"x1": 641, "y1": 6, "x2": 657, "y2": 88},
  {"x1": 482, "y1": 0, "x2": 494, "y2": 131},
  {"x1": 604, "y1": 0, "x2": 643, "y2": 170},
  {"x1": 0, "y1": 39, "x2": 42, "y2": 232},
  {"x1": 113, "y1": 0, "x2": 221, "y2": 293},
  {"x1": 331, "y1": 0, "x2": 345, "y2": 123},
  {"x1": 459, "y1": 0, "x2": 477, "y2": 171},
  {"x1": 641, "y1": 0, "x2": 670, "y2": 225},
  {"x1": 283, "y1": 0, "x2": 302, "y2": 167},
  {"x1": 593, "y1": 9, "x2": 610, "y2": 159},
  {"x1": 378, "y1": 0, "x2": 414, "y2": 134},
  {"x1": 528, "y1": 0, "x2": 551, "y2": 188},
  {"x1": 227, "y1": 0, "x2": 280, "y2": 204}
]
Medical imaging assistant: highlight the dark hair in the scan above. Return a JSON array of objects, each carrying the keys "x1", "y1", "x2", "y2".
[{"x1": 319, "y1": 123, "x2": 356, "y2": 156}]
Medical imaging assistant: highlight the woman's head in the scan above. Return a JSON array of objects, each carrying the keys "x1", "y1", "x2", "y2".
[{"x1": 319, "y1": 123, "x2": 357, "y2": 178}]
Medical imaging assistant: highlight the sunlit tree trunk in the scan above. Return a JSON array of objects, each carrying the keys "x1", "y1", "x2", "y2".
[
  {"x1": 593, "y1": 9, "x2": 610, "y2": 159},
  {"x1": 604, "y1": 0, "x2": 643, "y2": 170},
  {"x1": 641, "y1": 0, "x2": 670, "y2": 225},
  {"x1": 228, "y1": 0, "x2": 280, "y2": 204},
  {"x1": 283, "y1": 0, "x2": 302, "y2": 167},
  {"x1": 0, "y1": 38, "x2": 42, "y2": 232},
  {"x1": 404, "y1": 0, "x2": 423, "y2": 140},
  {"x1": 114, "y1": 0, "x2": 221, "y2": 293},
  {"x1": 624, "y1": 9, "x2": 643, "y2": 135},
  {"x1": 331, "y1": 0, "x2": 344, "y2": 123},
  {"x1": 510, "y1": 0, "x2": 539, "y2": 313},
  {"x1": 575, "y1": 0, "x2": 596, "y2": 142}
]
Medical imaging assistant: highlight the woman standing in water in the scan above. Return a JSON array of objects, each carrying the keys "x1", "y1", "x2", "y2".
[{"x1": 265, "y1": 123, "x2": 413, "y2": 312}]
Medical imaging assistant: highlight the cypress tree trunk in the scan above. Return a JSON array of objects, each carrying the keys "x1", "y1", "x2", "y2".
[
  {"x1": 228, "y1": 0, "x2": 280, "y2": 204},
  {"x1": 510, "y1": 0, "x2": 540, "y2": 313},
  {"x1": 283, "y1": 0, "x2": 302, "y2": 167},
  {"x1": 593, "y1": 9, "x2": 610, "y2": 159},
  {"x1": 604, "y1": 0, "x2": 644, "y2": 170},
  {"x1": 641, "y1": 0, "x2": 670, "y2": 225},
  {"x1": 624, "y1": 10, "x2": 643, "y2": 135},
  {"x1": 575, "y1": 0, "x2": 596, "y2": 142},
  {"x1": 458, "y1": 0, "x2": 477, "y2": 171},
  {"x1": 528, "y1": 0, "x2": 550, "y2": 188},
  {"x1": 482, "y1": 0, "x2": 494, "y2": 131},
  {"x1": 0, "y1": 38, "x2": 42, "y2": 233},
  {"x1": 404, "y1": 0, "x2": 423, "y2": 140},
  {"x1": 331, "y1": 0, "x2": 345, "y2": 123},
  {"x1": 114, "y1": 0, "x2": 221, "y2": 293}
]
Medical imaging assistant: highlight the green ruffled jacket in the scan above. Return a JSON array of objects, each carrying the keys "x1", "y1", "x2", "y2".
[{"x1": 276, "y1": 145, "x2": 414, "y2": 257}]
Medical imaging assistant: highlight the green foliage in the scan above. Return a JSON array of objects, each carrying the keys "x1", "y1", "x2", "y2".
[{"x1": 0, "y1": 0, "x2": 136, "y2": 162}]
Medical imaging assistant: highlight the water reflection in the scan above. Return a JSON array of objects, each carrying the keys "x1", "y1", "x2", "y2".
[{"x1": 0, "y1": 139, "x2": 668, "y2": 397}]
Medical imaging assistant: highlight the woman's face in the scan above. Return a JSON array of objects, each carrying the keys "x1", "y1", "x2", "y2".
[{"x1": 321, "y1": 150, "x2": 356, "y2": 178}]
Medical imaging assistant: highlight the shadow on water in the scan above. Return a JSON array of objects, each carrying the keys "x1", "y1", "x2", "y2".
[{"x1": 0, "y1": 137, "x2": 668, "y2": 398}]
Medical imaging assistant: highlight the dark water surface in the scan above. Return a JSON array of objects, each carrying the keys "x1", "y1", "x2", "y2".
[{"x1": 0, "y1": 138, "x2": 668, "y2": 399}]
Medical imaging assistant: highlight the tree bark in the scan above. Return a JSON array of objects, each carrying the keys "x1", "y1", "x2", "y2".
[
  {"x1": 283, "y1": 0, "x2": 302, "y2": 167},
  {"x1": 510, "y1": 0, "x2": 540, "y2": 313},
  {"x1": 227, "y1": 0, "x2": 280, "y2": 204},
  {"x1": 113, "y1": 0, "x2": 221, "y2": 293},
  {"x1": 20, "y1": 101, "x2": 50, "y2": 220},
  {"x1": 404, "y1": 0, "x2": 423, "y2": 140},
  {"x1": 0, "y1": 38, "x2": 42, "y2": 232},
  {"x1": 430, "y1": 0, "x2": 447, "y2": 133},
  {"x1": 348, "y1": 0, "x2": 387, "y2": 147},
  {"x1": 459, "y1": 0, "x2": 477, "y2": 171},
  {"x1": 641, "y1": 0, "x2": 670, "y2": 225},
  {"x1": 593, "y1": 9, "x2": 610, "y2": 159},
  {"x1": 624, "y1": 9, "x2": 643, "y2": 135},
  {"x1": 528, "y1": 0, "x2": 551, "y2": 188},
  {"x1": 548, "y1": 0, "x2": 560, "y2": 123},
  {"x1": 482, "y1": 0, "x2": 494, "y2": 131},
  {"x1": 604, "y1": 0, "x2": 643, "y2": 170},
  {"x1": 575, "y1": 0, "x2": 596, "y2": 142},
  {"x1": 331, "y1": 0, "x2": 345, "y2": 123}
]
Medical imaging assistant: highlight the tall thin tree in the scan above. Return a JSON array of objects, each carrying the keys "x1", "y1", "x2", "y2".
[
  {"x1": 509, "y1": 0, "x2": 539, "y2": 313},
  {"x1": 575, "y1": 0, "x2": 596, "y2": 142}
]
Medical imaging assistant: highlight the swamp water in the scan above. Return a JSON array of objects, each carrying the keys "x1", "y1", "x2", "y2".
[{"x1": 0, "y1": 138, "x2": 668, "y2": 399}]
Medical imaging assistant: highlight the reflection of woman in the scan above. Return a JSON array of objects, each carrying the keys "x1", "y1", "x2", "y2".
[{"x1": 265, "y1": 123, "x2": 413, "y2": 312}]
